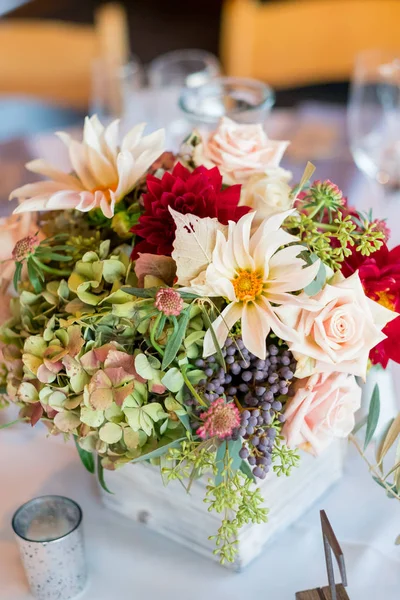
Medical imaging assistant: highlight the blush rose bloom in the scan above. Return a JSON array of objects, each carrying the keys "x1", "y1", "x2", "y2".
[
  {"x1": 240, "y1": 171, "x2": 293, "y2": 223},
  {"x1": 282, "y1": 371, "x2": 361, "y2": 455},
  {"x1": 193, "y1": 116, "x2": 289, "y2": 185},
  {"x1": 276, "y1": 271, "x2": 399, "y2": 379}
]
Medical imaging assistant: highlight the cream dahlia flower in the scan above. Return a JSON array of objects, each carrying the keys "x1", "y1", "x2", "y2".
[
  {"x1": 10, "y1": 116, "x2": 165, "y2": 218},
  {"x1": 183, "y1": 211, "x2": 321, "y2": 359}
]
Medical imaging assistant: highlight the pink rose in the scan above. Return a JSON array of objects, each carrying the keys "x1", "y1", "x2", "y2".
[
  {"x1": 276, "y1": 272, "x2": 398, "y2": 379},
  {"x1": 193, "y1": 117, "x2": 289, "y2": 185},
  {"x1": 282, "y1": 371, "x2": 361, "y2": 455}
]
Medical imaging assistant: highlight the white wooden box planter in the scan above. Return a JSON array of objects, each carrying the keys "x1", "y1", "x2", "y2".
[{"x1": 101, "y1": 440, "x2": 345, "y2": 571}]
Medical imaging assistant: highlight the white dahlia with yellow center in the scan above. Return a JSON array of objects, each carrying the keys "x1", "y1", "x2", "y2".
[
  {"x1": 182, "y1": 211, "x2": 322, "y2": 359},
  {"x1": 10, "y1": 116, "x2": 165, "y2": 218}
]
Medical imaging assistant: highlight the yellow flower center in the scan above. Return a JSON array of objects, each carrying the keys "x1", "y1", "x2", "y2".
[
  {"x1": 376, "y1": 291, "x2": 396, "y2": 311},
  {"x1": 232, "y1": 269, "x2": 263, "y2": 302}
]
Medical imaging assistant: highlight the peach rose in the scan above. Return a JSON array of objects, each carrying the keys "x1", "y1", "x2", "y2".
[
  {"x1": 282, "y1": 371, "x2": 361, "y2": 455},
  {"x1": 193, "y1": 117, "x2": 289, "y2": 185},
  {"x1": 276, "y1": 272, "x2": 398, "y2": 379},
  {"x1": 240, "y1": 171, "x2": 293, "y2": 223}
]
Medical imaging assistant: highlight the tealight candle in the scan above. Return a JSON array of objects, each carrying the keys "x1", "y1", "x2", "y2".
[{"x1": 12, "y1": 495, "x2": 87, "y2": 600}]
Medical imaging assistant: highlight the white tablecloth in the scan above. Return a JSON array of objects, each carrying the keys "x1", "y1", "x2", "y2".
[{"x1": 1, "y1": 100, "x2": 400, "y2": 598}]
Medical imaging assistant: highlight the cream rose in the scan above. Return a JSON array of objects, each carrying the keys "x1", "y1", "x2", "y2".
[
  {"x1": 276, "y1": 271, "x2": 398, "y2": 379},
  {"x1": 240, "y1": 171, "x2": 293, "y2": 223},
  {"x1": 193, "y1": 116, "x2": 289, "y2": 185},
  {"x1": 282, "y1": 371, "x2": 361, "y2": 455}
]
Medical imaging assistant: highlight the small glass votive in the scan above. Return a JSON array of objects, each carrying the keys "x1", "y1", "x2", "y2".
[
  {"x1": 179, "y1": 76, "x2": 275, "y2": 128},
  {"x1": 12, "y1": 495, "x2": 87, "y2": 600}
]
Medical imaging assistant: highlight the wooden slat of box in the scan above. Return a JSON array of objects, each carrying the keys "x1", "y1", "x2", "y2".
[{"x1": 296, "y1": 584, "x2": 350, "y2": 599}]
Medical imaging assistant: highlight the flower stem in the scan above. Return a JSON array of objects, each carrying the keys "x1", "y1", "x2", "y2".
[
  {"x1": 150, "y1": 313, "x2": 164, "y2": 356},
  {"x1": 33, "y1": 258, "x2": 71, "y2": 276}
]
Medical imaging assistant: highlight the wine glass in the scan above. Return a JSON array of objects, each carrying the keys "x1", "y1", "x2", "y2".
[{"x1": 348, "y1": 49, "x2": 400, "y2": 192}]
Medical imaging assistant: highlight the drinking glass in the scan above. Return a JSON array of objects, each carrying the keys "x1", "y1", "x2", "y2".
[
  {"x1": 147, "y1": 49, "x2": 221, "y2": 147},
  {"x1": 348, "y1": 49, "x2": 400, "y2": 191},
  {"x1": 90, "y1": 56, "x2": 145, "y2": 123},
  {"x1": 148, "y1": 49, "x2": 221, "y2": 89},
  {"x1": 179, "y1": 76, "x2": 275, "y2": 128}
]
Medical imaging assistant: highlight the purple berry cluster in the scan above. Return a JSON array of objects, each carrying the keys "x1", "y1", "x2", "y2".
[{"x1": 187, "y1": 336, "x2": 297, "y2": 480}]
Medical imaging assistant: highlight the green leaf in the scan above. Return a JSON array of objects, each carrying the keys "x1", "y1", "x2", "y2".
[
  {"x1": 364, "y1": 384, "x2": 380, "y2": 450},
  {"x1": 239, "y1": 459, "x2": 255, "y2": 482},
  {"x1": 74, "y1": 436, "x2": 95, "y2": 474},
  {"x1": 162, "y1": 310, "x2": 190, "y2": 370},
  {"x1": 97, "y1": 456, "x2": 113, "y2": 494},
  {"x1": 199, "y1": 305, "x2": 226, "y2": 371},
  {"x1": 227, "y1": 438, "x2": 242, "y2": 472},
  {"x1": 13, "y1": 261, "x2": 22, "y2": 292},
  {"x1": 215, "y1": 441, "x2": 227, "y2": 486},
  {"x1": 395, "y1": 534, "x2": 400, "y2": 545},
  {"x1": 177, "y1": 412, "x2": 191, "y2": 432},
  {"x1": 304, "y1": 259, "x2": 326, "y2": 296},
  {"x1": 155, "y1": 313, "x2": 167, "y2": 338},
  {"x1": 122, "y1": 286, "x2": 157, "y2": 298},
  {"x1": 130, "y1": 436, "x2": 187, "y2": 463},
  {"x1": 372, "y1": 476, "x2": 397, "y2": 498},
  {"x1": 376, "y1": 413, "x2": 400, "y2": 466},
  {"x1": 27, "y1": 260, "x2": 42, "y2": 293}
]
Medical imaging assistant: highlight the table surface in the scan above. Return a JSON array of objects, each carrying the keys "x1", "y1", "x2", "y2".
[{"x1": 1, "y1": 98, "x2": 400, "y2": 599}]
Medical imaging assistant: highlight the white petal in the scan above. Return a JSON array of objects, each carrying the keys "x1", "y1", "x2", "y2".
[
  {"x1": 121, "y1": 123, "x2": 146, "y2": 152},
  {"x1": 86, "y1": 145, "x2": 117, "y2": 188},
  {"x1": 113, "y1": 151, "x2": 136, "y2": 199},
  {"x1": 203, "y1": 302, "x2": 242, "y2": 357},
  {"x1": 46, "y1": 191, "x2": 83, "y2": 210},
  {"x1": 258, "y1": 296, "x2": 300, "y2": 342},
  {"x1": 83, "y1": 115, "x2": 104, "y2": 153},
  {"x1": 366, "y1": 296, "x2": 399, "y2": 328},
  {"x1": 103, "y1": 119, "x2": 120, "y2": 161},
  {"x1": 99, "y1": 191, "x2": 115, "y2": 218},
  {"x1": 131, "y1": 128, "x2": 165, "y2": 156},
  {"x1": 232, "y1": 212, "x2": 255, "y2": 270},
  {"x1": 241, "y1": 302, "x2": 271, "y2": 359},
  {"x1": 10, "y1": 181, "x2": 68, "y2": 199},
  {"x1": 74, "y1": 191, "x2": 97, "y2": 212},
  {"x1": 26, "y1": 159, "x2": 83, "y2": 189},
  {"x1": 13, "y1": 196, "x2": 51, "y2": 213},
  {"x1": 68, "y1": 140, "x2": 98, "y2": 190}
]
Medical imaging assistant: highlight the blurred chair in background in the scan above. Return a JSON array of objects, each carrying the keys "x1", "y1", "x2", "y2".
[
  {"x1": 221, "y1": 0, "x2": 400, "y2": 90},
  {"x1": 0, "y1": 2, "x2": 129, "y2": 139}
]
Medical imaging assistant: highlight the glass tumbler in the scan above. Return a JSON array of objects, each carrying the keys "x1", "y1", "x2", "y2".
[{"x1": 12, "y1": 495, "x2": 87, "y2": 600}]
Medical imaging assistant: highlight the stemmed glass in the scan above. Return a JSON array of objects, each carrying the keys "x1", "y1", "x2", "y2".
[{"x1": 348, "y1": 50, "x2": 400, "y2": 194}]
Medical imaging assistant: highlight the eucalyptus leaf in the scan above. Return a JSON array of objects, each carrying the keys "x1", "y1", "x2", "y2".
[
  {"x1": 394, "y1": 437, "x2": 400, "y2": 493},
  {"x1": 162, "y1": 310, "x2": 190, "y2": 370},
  {"x1": 304, "y1": 260, "x2": 325, "y2": 296},
  {"x1": 177, "y1": 412, "x2": 191, "y2": 432},
  {"x1": 227, "y1": 438, "x2": 242, "y2": 472},
  {"x1": 215, "y1": 441, "x2": 227, "y2": 486},
  {"x1": 239, "y1": 460, "x2": 255, "y2": 482},
  {"x1": 395, "y1": 534, "x2": 400, "y2": 545},
  {"x1": 74, "y1": 436, "x2": 95, "y2": 474},
  {"x1": 364, "y1": 384, "x2": 380, "y2": 450},
  {"x1": 376, "y1": 413, "x2": 400, "y2": 466},
  {"x1": 122, "y1": 286, "x2": 157, "y2": 298},
  {"x1": 97, "y1": 456, "x2": 113, "y2": 494}
]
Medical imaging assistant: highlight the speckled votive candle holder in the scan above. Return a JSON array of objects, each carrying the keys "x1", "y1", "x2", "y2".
[{"x1": 12, "y1": 495, "x2": 87, "y2": 600}]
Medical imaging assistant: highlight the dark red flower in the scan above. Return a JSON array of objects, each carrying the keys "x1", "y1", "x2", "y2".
[
  {"x1": 342, "y1": 243, "x2": 400, "y2": 367},
  {"x1": 131, "y1": 162, "x2": 248, "y2": 258}
]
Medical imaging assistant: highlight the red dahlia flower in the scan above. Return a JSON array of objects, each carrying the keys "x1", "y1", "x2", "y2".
[
  {"x1": 131, "y1": 162, "x2": 249, "y2": 258},
  {"x1": 342, "y1": 243, "x2": 400, "y2": 367}
]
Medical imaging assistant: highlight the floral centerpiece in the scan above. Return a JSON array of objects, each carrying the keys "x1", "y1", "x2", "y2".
[{"x1": 1, "y1": 116, "x2": 399, "y2": 564}]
